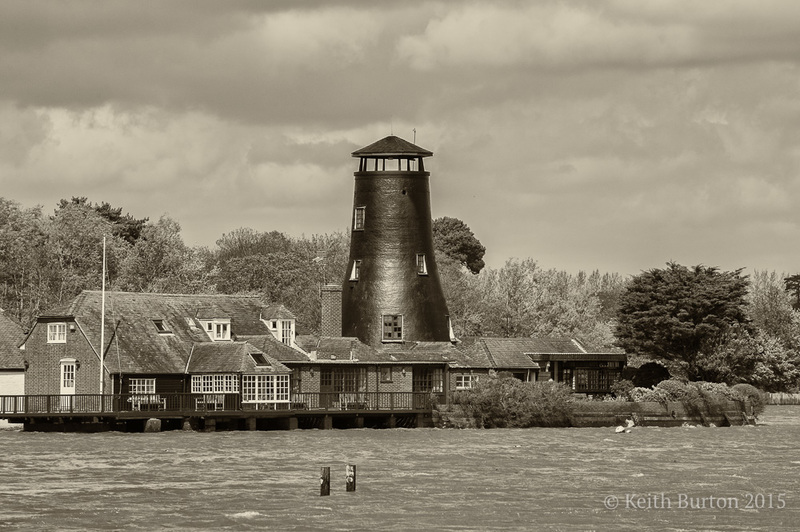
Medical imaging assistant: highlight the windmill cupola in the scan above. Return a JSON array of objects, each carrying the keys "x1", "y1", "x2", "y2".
[
  {"x1": 342, "y1": 135, "x2": 452, "y2": 347},
  {"x1": 351, "y1": 135, "x2": 433, "y2": 173}
]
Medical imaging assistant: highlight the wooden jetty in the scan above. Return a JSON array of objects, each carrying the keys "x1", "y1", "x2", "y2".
[{"x1": 0, "y1": 391, "x2": 435, "y2": 432}]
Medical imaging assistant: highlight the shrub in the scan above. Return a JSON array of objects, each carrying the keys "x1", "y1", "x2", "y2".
[
  {"x1": 453, "y1": 374, "x2": 574, "y2": 428},
  {"x1": 732, "y1": 383, "x2": 768, "y2": 417},
  {"x1": 610, "y1": 379, "x2": 634, "y2": 400}
]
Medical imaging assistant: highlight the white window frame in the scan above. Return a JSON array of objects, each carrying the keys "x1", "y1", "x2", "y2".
[
  {"x1": 200, "y1": 319, "x2": 231, "y2": 341},
  {"x1": 353, "y1": 206, "x2": 365, "y2": 230},
  {"x1": 129, "y1": 378, "x2": 156, "y2": 394},
  {"x1": 241, "y1": 374, "x2": 290, "y2": 403},
  {"x1": 416, "y1": 253, "x2": 428, "y2": 275},
  {"x1": 191, "y1": 374, "x2": 240, "y2": 394},
  {"x1": 60, "y1": 360, "x2": 76, "y2": 390},
  {"x1": 280, "y1": 320, "x2": 292, "y2": 345},
  {"x1": 48, "y1": 323, "x2": 67, "y2": 344},
  {"x1": 455, "y1": 374, "x2": 478, "y2": 390},
  {"x1": 350, "y1": 260, "x2": 361, "y2": 281}
]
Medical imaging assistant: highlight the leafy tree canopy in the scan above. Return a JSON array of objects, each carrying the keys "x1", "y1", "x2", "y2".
[
  {"x1": 432, "y1": 216, "x2": 486, "y2": 274},
  {"x1": 57, "y1": 197, "x2": 148, "y2": 245},
  {"x1": 615, "y1": 262, "x2": 750, "y2": 380}
]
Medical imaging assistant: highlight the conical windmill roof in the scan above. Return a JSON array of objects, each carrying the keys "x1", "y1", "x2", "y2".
[{"x1": 351, "y1": 135, "x2": 432, "y2": 158}]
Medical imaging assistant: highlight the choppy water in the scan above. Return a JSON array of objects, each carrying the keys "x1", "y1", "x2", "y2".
[{"x1": 1, "y1": 407, "x2": 799, "y2": 531}]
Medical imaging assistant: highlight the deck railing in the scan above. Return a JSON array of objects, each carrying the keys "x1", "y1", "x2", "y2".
[{"x1": 0, "y1": 392, "x2": 441, "y2": 416}]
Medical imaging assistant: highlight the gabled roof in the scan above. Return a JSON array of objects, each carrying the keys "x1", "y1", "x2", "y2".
[
  {"x1": 260, "y1": 303, "x2": 296, "y2": 320},
  {"x1": 32, "y1": 291, "x2": 304, "y2": 374},
  {"x1": 0, "y1": 309, "x2": 25, "y2": 369},
  {"x1": 351, "y1": 135, "x2": 433, "y2": 158},
  {"x1": 187, "y1": 342, "x2": 290, "y2": 374}
]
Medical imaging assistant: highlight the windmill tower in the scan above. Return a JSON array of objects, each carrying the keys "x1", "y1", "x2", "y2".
[{"x1": 341, "y1": 135, "x2": 452, "y2": 347}]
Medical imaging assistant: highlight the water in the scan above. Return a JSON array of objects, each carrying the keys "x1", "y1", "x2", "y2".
[{"x1": 1, "y1": 407, "x2": 799, "y2": 531}]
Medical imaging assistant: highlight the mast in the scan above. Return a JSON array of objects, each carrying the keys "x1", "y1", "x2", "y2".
[{"x1": 100, "y1": 236, "x2": 106, "y2": 395}]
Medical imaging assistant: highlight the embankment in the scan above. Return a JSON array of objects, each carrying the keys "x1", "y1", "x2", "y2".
[{"x1": 434, "y1": 400, "x2": 755, "y2": 428}]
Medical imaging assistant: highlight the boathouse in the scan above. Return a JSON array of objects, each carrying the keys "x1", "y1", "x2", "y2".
[{"x1": 0, "y1": 309, "x2": 25, "y2": 405}]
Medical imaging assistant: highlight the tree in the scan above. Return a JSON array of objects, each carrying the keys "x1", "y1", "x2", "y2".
[
  {"x1": 615, "y1": 262, "x2": 750, "y2": 380},
  {"x1": 432, "y1": 217, "x2": 486, "y2": 274},
  {"x1": 784, "y1": 274, "x2": 800, "y2": 310},
  {"x1": 116, "y1": 215, "x2": 202, "y2": 293},
  {"x1": 58, "y1": 197, "x2": 148, "y2": 245}
]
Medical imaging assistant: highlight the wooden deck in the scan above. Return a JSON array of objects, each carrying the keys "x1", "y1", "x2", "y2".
[{"x1": 0, "y1": 392, "x2": 438, "y2": 431}]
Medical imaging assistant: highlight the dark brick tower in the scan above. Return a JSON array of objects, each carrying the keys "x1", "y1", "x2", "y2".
[{"x1": 341, "y1": 135, "x2": 451, "y2": 347}]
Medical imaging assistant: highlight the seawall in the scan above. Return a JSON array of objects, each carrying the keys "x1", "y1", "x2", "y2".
[{"x1": 433, "y1": 400, "x2": 754, "y2": 429}]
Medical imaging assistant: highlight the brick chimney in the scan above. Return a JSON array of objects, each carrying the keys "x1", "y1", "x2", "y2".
[{"x1": 320, "y1": 284, "x2": 342, "y2": 337}]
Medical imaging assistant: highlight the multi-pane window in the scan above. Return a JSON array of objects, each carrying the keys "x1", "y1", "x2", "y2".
[
  {"x1": 241, "y1": 374, "x2": 290, "y2": 402},
  {"x1": 319, "y1": 367, "x2": 367, "y2": 392},
  {"x1": 201, "y1": 319, "x2": 231, "y2": 341},
  {"x1": 416, "y1": 253, "x2": 427, "y2": 275},
  {"x1": 413, "y1": 367, "x2": 444, "y2": 393},
  {"x1": 47, "y1": 323, "x2": 67, "y2": 344},
  {"x1": 129, "y1": 378, "x2": 156, "y2": 394},
  {"x1": 382, "y1": 314, "x2": 403, "y2": 341},
  {"x1": 61, "y1": 362, "x2": 75, "y2": 389},
  {"x1": 353, "y1": 206, "x2": 365, "y2": 230},
  {"x1": 280, "y1": 320, "x2": 292, "y2": 345},
  {"x1": 455, "y1": 374, "x2": 478, "y2": 390},
  {"x1": 574, "y1": 368, "x2": 621, "y2": 393},
  {"x1": 191, "y1": 374, "x2": 239, "y2": 393},
  {"x1": 350, "y1": 260, "x2": 361, "y2": 281}
]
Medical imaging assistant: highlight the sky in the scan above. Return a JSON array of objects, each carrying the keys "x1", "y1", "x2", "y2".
[{"x1": 2, "y1": 0, "x2": 800, "y2": 277}]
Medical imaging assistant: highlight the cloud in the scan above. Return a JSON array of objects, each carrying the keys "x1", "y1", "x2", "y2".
[{"x1": 2, "y1": 1, "x2": 800, "y2": 276}]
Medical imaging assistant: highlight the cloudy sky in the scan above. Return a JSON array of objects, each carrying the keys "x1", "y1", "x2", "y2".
[{"x1": 2, "y1": 0, "x2": 800, "y2": 276}]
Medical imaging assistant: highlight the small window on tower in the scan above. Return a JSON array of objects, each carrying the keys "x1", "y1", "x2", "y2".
[
  {"x1": 382, "y1": 314, "x2": 403, "y2": 342},
  {"x1": 416, "y1": 254, "x2": 427, "y2": 275},
  {"x1": 353, "y1": 206, "x2": 365, "y2": 231},
  {"x1": 350, "y1": 260, "x2": 361, "y2": 281}
]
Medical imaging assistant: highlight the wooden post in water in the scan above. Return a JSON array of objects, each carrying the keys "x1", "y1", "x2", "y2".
[
  {"x1": 346, "y1": 464, "x2": 356, "y2": 492},
  {"x1": 320, "y1": 467, "x2": 330, "y2": 496}
]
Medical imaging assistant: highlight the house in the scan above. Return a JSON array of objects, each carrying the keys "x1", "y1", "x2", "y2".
[
  {"x1": 453, "y1": 337, "x2": 625, "y2": 395},
  {"x1": 19, "y1": 291, "x2": 301, "y2": 410},
  {"x1": 0, "y1": 309, "x2": 26, "y2": 411}
]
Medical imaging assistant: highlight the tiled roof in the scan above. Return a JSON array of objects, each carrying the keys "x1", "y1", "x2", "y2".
[
  {"x1": 35, "y1": 291, "x2": 301, "y2": 374},
  {"x1": 260, "y1": 303, "x2": 296, "y2": 320},
  {"x1": 0, "y1": 310, "x2": 25, "y2": 369},
  {"x1": 187, "y1": 342, "x2": 290, "y2": 374},
  {"x1": 351, "y1": 135, "x2": 433, "y2": 158},
  {"x1": 454, "y1": 337, "x2": 626, "y2": 369},
  {"x1": 236, "y1": 335, "x2": 310, "y2": 362},
  {"x1": 303, "y1": 336, "x2": 395, "y2": 362}
]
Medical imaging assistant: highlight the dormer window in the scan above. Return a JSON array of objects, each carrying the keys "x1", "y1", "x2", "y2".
[
  {"x1": 267, "y1": 318, "x2": 294, "y2": 346},
  {"x1": 153, "y1": 319, "x2": 172, "y2": 334},
  {"x1": 200, "y1": 319, "x2": 231, "y2": 341}
]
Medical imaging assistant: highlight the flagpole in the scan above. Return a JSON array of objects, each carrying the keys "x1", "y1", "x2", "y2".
[{"x1": 100, "y1": 237, "x2": 106, "y2": 397}]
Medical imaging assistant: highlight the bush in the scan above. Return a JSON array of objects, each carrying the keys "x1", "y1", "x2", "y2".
[
  {"x1": 732, "y1": 383, "x2": 768, "y2": 417},
  {"x1": 610, "y1": 379, "x2": 634, "y2": 400},
  {"x1": 453, "y1": 374, "x2": 574, "y2": 428}
]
